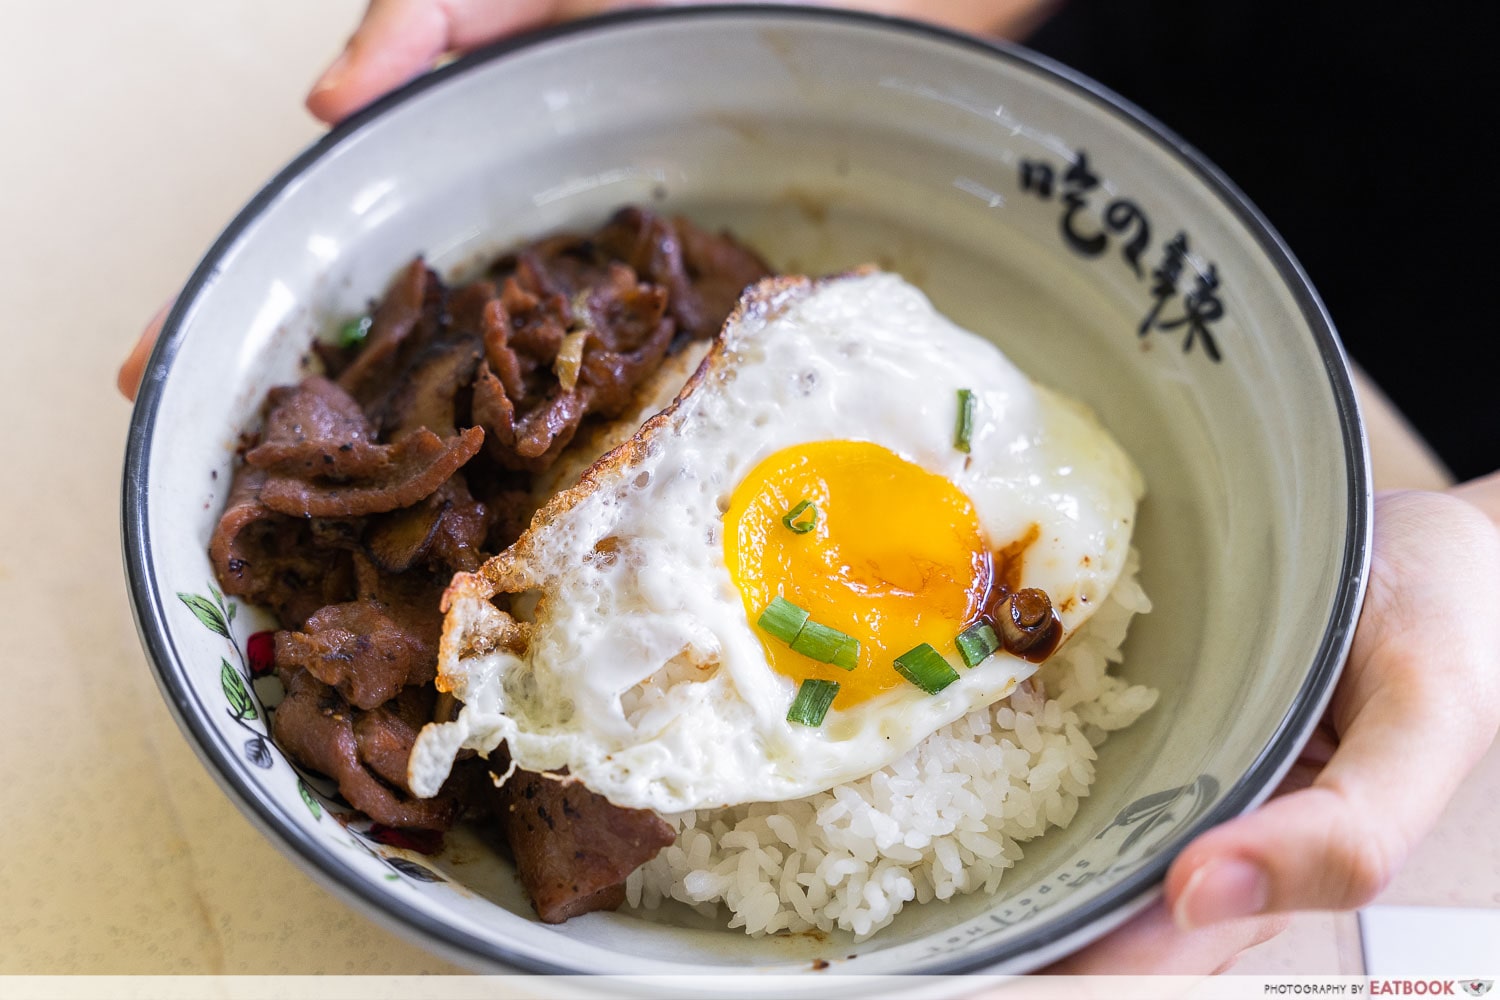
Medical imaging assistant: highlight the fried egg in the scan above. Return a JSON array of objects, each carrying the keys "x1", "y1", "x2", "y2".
[{"x1": 408, "y1": 270, "x2": 1142, "y2": 813}]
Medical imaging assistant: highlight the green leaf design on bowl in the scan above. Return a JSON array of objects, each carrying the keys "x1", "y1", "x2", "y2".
[
  {"x1": 177, "y1": 591, "x2": 230, "y2": 638},
  {"x1": 298, "y1": 780, "x2": 323, "y2": 821},
  {"x1": 221, "y1": 658, "x2": 257, "y2": 721}
]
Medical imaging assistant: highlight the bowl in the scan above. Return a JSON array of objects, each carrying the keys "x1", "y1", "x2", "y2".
[{"x1": 122, "y1": 4, "x2": 1370, "y2": 984}]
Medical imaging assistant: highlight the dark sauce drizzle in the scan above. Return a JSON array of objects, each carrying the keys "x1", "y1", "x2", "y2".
[{"x1": 972, "y1": 523, "x2": 1064, "y2": 664}]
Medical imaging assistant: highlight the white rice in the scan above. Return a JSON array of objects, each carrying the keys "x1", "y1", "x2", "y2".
[{"x1": 623, "y1": 550, "x2": 1157, "y2": 940}]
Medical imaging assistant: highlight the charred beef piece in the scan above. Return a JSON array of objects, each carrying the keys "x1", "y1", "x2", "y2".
[
  {"x1": 337, "y1": 258, "x2": 444, "y2": 406},
  {"x1": 493, "y1": 769, "x2": 675, "y2": 923},
  {"x1": 208, "y1": 466, "x2": 354, "y2": 628},
  {"x1": 273, "y1": 556, "x2": 446, "y2": 710},
  {"x1": 380, "y1": 340, "x2": 482, "y2": 441},
  {"x1": 243, "y1": 377, "x2": 388, "y2": 478},
  {"x1": 364, "y1": 474, "x2": 488, "y2": 575},
  {"x1": 246, "y1": 376, "x2": 484, "y2": 519},
  {"x1": 422, "y1": 476, "x2": 489, "y2": 572},
  {"x1": 275, "y1": 600, "x2": 437, "y2": 710},
  {"x1": 472, "y1": 371, "x2": 588, "y2": 472},
  {"x1": 593, "y1": 206, "x2": 770, "y2": 340},
  {"x1": 676, "y1": 214, "x2": 775, "y2": 335},
  {"x1": 257, "y1": 424, "x2": 484, "y2": 518},
  {"x1": 272, "y1": 668, "x2": 457, "y2": 830},
  {"x1": 469, "y1": 260, "x2": 674, "y2": 471},
  {"x1": 353, "y1": 686, "x2": 439, "y2": 792}
]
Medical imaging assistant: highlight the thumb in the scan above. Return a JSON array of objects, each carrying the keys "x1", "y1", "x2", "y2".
[
  {"x1": 118, "y1": 299, "x2": 174, "y2": 402},
  {"x1": 1165, "y1": 491, "x2": 1500, "y2": 928},
  {"x1": 306, "y1": 0, "x2": 565, "y2": 124}
]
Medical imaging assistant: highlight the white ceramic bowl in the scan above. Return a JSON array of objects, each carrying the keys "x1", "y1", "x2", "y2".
[{"x1": 123, "y1": 5, "x2": 1370, "y2": 984}]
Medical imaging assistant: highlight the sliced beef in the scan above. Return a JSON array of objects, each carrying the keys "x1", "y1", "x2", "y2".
[
  {"x1": 470, "y1": 259, "x2": 673, "y2": 470},
  {"x1": 257, "y1": 425, "x2": 484, "y2": 518},
  {"x1": 494, "y1": 769, "x2": 675, "y2": 923},
  {"x1": 274, "y1": 554, "x2": 445, "y2": 710},
  {"x1": 472, "y1": 371, "x2": 588, "y2": 472},
  {"x1": 478, "y1": 482, "x2": 537, "y2": 553},
  {"x1": 676, "y1": 214, "x2": 774, "y2": 334},
  {"x1": 364, "y1": 474, "x2": 487, "y2": 576},
  {"x1": 575, "y1": 332, "x2": 674, "y2": 419},
  {"x1": 274, "y1": 600, "x2": 437, "y2": 710},
  {"x1": 244, "y1": 374, "x2": 485, "y2": 518},
  {"x1": 244, "y1": 377, "x2": 389, "y2": 479},
  {"x1": 593, "y1": 208, "x2": 698, "y2": 336},
  {"x1": 337, "y1": 258, "x2": 441, "y2": 405},
  {"x1": 208, "y1": 466, "x2": 354, "y2": 627},
  {"x1": 364, "y1": 495, "x2": 451, "y2": 575},
  {"x1": 210, "y1": 206, "x2": 771, "y2": 918},
  {"x1": 423, "y1": 476, "x2": 489, "y2": 573},
  {"x1": 377, "y1": 340, "x2": 482, "y2": 440},
  {"x1": 594, "y1": 207, "x2": 771, "y2": 340},
  {"x1": 499, "y1": 266, "x2": 569, "y2": 367},
  {"x1": 353, "y1": 686, "x2": 436, "y2": 793},
  {"x1": 272, "y1": 668, "x2": 457, "y2": 830}
]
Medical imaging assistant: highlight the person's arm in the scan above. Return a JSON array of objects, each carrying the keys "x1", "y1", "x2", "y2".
[{"x1": 1450, "y1": 473, "x2": 1500, "y2": 532}]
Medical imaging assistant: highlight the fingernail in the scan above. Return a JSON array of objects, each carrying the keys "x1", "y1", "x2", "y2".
[
  {"x1": 311, "y1": 47, "x2": 352, "y2": 96},
  {"x1": 1174, "y1": 859, "x2": 1270, "y2": 930}
]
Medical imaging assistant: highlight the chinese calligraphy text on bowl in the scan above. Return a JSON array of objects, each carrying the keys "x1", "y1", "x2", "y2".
[{"x1": 122, "y1": 5, "x2": 1369, "y2": 988}]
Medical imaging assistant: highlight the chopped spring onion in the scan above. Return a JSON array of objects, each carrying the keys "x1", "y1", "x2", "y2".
[
  {"x1": 954, "y1": 388, "x2": 976, "y2": 453},
  {"x1": 757, "y1": 596, "x2": 810, "y2": 644},
  {"x1": 338, "y1": 315, "x2": 372, "y2": 349},
  {"x1": 757, "y1": 598, "x2": 863, "y2": 671},
  {"x1": 781, "y1": 499, "x2": 819, "y2": 534},
  {"x1": 893, "y1": 643, "x2": 960, "y2": 694},
  {"x1": 787, "y1": 678, "x2": 840, "y2": 727},
  {"x1": 955, "y1": 621, "x2": 1000, "y2": 668},
  {"x1": 831, "y1": 635, "x2": 860, "y2": 671},
  {"x1": 791, "y1": 620, "x2": 856, "y2": 664}
]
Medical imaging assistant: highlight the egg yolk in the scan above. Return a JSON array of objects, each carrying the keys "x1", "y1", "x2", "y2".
[{"x1": 723, "y1": 440, "x2": 992, "y2": 708}]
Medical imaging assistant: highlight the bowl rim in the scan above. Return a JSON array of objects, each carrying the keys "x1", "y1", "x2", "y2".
[{"x1": 121, "y1": 1, "x2": 1371, "y2": 977}]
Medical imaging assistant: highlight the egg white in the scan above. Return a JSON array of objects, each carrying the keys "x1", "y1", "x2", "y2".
[{"x1": 408, "y1": 270, "x2": 1143, "y2": 813}]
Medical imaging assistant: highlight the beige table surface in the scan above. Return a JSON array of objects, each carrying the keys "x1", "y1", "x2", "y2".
[{"x1": 2, "y1": 0, "x2": 1494, "y2": 978}]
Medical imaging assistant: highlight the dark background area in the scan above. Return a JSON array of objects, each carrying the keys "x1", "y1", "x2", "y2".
[{"x1": 1028, "y1": 0, "x2": 1496, "y2": 481}]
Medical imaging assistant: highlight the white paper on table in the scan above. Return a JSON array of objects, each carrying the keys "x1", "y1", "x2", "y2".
[{"x1": 1358, "y1": 905, "x2": 1500, "y2": 976}]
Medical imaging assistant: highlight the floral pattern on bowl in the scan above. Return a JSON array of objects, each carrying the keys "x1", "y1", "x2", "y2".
[{"x1": 176, "y1": 585, "x2": 448, "y2": 885}]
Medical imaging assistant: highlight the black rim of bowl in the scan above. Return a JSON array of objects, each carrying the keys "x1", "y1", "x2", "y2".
[{"x1": 121, "y1": 2, "x2": 1371, "y2": 978}]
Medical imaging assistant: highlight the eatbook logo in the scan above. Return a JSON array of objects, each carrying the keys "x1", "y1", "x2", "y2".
[{"x1": 1461, "y1": 983, "x2": 1493, "y2": 997}]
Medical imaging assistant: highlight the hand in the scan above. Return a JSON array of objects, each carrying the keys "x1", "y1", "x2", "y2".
[
  {"x1": 1049, "y1": 490, "x2": 1500, "y2": 974},
  {"x1": 301, "y1": 0, "x2": 1055, "y2": 124},
  {"x1": 115, "y1": 0, "x2": 1056, "y2": 402}
]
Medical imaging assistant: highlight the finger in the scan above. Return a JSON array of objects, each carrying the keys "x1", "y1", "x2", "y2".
[
  {"x1": 854, "y1": 0, "x2": 1063, "y2": 39},
  {"x1": 118, "y1": 299, "x2": 173, "y2": 402},
  {"x1": 1166, "y1": 492, "x2": 1500, "y2": 928},
  {"x1": 306, "y1": 0, "x2": 565, "y2": 124},
  {"x1": 1041, "y1": 900, "x2": 1287, "y2": 975}
]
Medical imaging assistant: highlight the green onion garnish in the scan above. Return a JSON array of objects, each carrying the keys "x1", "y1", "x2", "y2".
[
  {"x1": 757, "y1": 596, "x2": 810, "y2": 644},
  {"x1": 781, "y1": 499, "x2": 819, "y2": 534},
  {"x1": 955, "y1": 388, "x2": 975, "y2": 453},
  {"x1": 955, "y1": 622, "x2": 1000, "y2": 668},
  {"x1": 831, "y1": 635, "x2": 860, "y2": 672},
  {"x1": 758, "y1": 598, "x2": 862, "y2": 671},
  {"x1": 787, "y1": 678, "x2": 840, "y2": 727},
  {"x1": 893, "y1": 643, "x2": 960, "y2": 694},
  {"x1": 338, "y1": 315, "x2": 373, "y2": 349},
  {"x1": 791, "y1": 621, "x2": 855, "y2": 663}
]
